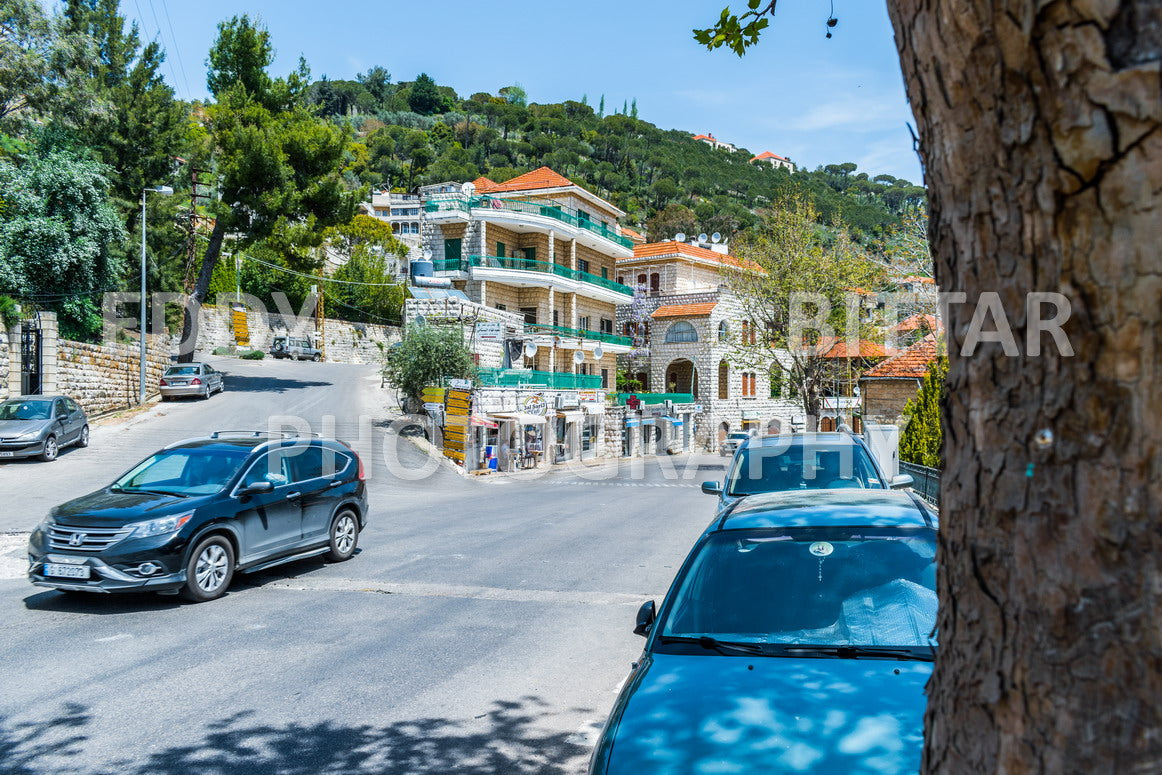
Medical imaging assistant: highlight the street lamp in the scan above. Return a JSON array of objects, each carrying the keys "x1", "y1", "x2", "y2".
[{"x1": 140, "y1": 185, "x2": 174, "y2": 404}]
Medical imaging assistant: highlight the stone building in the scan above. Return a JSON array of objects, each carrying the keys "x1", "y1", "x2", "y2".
[
  {"x1": 750, "y1": 151, "x2": 796, "y2": 172},
  {"x1": 418, "y1": 167, "x2": 635, "y2": 389},
  {"x1": 615, "y1": 239, "x2": 803, "y2": 449},
  {"x1": 859, "y1": 334, "x2": 940, "y2": 424}
]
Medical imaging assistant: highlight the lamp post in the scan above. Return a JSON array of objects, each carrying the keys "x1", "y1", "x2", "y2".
[{"x1": 140, "y1": 185, "x2": 174, "y2": 404}]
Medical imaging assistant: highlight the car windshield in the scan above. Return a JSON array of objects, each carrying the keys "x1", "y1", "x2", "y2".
[
  {"x1": 164, "y1": 366, "x2": 200, "y2": 376},
  {"x1": 726, "y1": 440, "x2": 881, "y2": 494},
  {"x1": 0, "y1": 400, "x2": 52, "y2": 421},
  {"x1": 113, "y1": 448, "x2": 250, "y2": 496},
  {"x1": 659, "y1": 527, "x2": 937, "y2": 650}
]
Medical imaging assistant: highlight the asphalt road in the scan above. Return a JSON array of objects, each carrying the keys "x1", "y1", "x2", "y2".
[{"x1": 0, "y1": 355, "x2": 725, "y2": 774}]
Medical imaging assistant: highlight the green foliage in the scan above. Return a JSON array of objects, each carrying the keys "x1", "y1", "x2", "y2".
[
  {"x1": 0, "y1": 293, "x2": 19, "y2": 328},
  {"x1": 408, "y1": 73, "x2": 444, "y2": 115},
  {"x1": 693, "y1": 1, "x2": 775, "y2": 57},
  {"x1": 212, "y1": 345, "x2": 234, "y2": 355},
  {"x1": 382, "y1": 325, "x2": 477, "y2": 402},
  {"x1": 240, "y1": 348, "x2": 265, "y2": 360},
  {"x1": 324, "y1": 214, "x2": 408, "y2": 324},
  {"x1": 900, "y1": 355, "x2": 948, "y2": 468},
  {"x1": 0, "y1": 142, "x2": 125, "y2": 339}
]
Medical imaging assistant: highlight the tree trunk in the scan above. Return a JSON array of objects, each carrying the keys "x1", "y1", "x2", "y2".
[
  {"x1": 177, "y1": 217, "x2": 226, "y2": 363},
  {"x1": 887, "y1": 1, "x2": 1161, "y2": 772}
]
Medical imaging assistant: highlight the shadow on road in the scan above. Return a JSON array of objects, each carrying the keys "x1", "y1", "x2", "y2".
[
  {"x1": 221, "y1": 375, "x2": 332, "y2": 394},
  {"x1": 22, "y1": 590, "x2": 184, "y2": 615},
  {"x1": 1, "y1": 697, "x2": 591, "y2": 774}
]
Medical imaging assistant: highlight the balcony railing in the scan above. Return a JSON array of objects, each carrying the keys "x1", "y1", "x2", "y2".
[
  {"x1": 476, "y1": 368, "x2": 602, "y2": 389},
  {"x1": 526, "y1": 324, "x2": 632, "y2": 347},
  {"x1": 443, "y1": 255, "x2": 632, "y2": 297},
  {"x1": 615, "y1": 392, "x2": 696, "y2": 405},
  {"x1": 424, "y1": 195, "x2": 634, "y2": 249}
]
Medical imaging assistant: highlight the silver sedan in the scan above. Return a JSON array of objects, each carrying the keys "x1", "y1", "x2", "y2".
[{"x1": 159, "y1": 363, "x2": 225, "y2": 400}]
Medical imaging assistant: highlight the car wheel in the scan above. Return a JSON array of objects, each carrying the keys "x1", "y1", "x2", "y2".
[
  {"x1": 77, "y1": 425, "x2": 90, "y2": 448},
  {"x1": 201, "y1": 385, "x2": 211, "y2": 400},
  {"x1": 311, "y1": 352, "x2": 321, "y2": 362},
  {"x1": 325, "y1": 510, "x2": 359, "y2": 562},
  {"x1": 40, "y1": 436, "x2": 58, "y2": 462},
  {"x1": 181, "y1": 536, "x2": 234, "y2": 602}
]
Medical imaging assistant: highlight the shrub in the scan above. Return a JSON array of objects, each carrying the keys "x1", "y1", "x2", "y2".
[
  {"x1": 382, "y1": 325, "x2": 476, "y2": 403},
  {"x1": 240, "y1": 349, "x2": 265, "y2": 360},
  {"x1": 899, "y1": 356, "x2": 947, "y2": 468},
  {"x1": 212, "y1": 346, "x2": 234, "y2": 356}
]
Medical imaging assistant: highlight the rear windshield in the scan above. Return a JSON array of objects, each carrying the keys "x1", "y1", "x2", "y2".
[
  {"x1": 164, "y1": 366, "x2": 200, "y2": 376},
  {"x1": 727, "y1": 441, "x2": 881, "y2": 495}
]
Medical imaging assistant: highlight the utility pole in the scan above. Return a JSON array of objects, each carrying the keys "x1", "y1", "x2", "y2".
[{"x1": 313, "y1": 279, "x2": 325, "y2": 362}]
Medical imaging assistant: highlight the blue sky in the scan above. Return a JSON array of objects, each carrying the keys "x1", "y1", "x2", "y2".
[{"x1": 91, "y1": 0, "x2": 922, "y2": 183}]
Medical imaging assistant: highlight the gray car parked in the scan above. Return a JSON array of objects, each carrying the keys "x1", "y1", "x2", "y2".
[
  {"x1": 159, "y1": 363, "x2": 225, "y2": 400},
  {"x1": 0, "y1": 395, "x2": 90, "y2": 462}
]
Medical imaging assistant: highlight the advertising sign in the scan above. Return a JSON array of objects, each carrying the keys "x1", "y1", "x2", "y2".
[
  {"x1": 476, "y1": 322, "x2": 504, "y2": 342},
  {"x1": 519, "y1": 393, "x2": 548, "y2": 416}
]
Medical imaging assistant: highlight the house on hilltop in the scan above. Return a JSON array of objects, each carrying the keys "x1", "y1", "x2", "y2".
[{"x1": 750, "y1": 150, "x2": 795, "y2": 172}]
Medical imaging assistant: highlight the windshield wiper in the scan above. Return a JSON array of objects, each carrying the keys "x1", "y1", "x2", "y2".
[
  {"x1": 119, "y1": 487, "x2": 189, "y2": 498},
  {"x1": 780, "y1": 645, "x2": 935, "y2": 662},
  {"x1": 658, "y1": 635, "x2": 766, "y2": 656}
]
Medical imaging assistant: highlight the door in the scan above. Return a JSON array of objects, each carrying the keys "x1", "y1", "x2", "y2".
[
  {"x1": 235, "y1": 450, "x2": 303, "y2": 559},
  {"x1": 52, "y1": 398, "x2": 78, "y2": 444},
  {"x1": 20, "y1": 323, "x2": 42, "y2": 395},
  {"x1": 62, "y1": 398, "x2": 84, "y2": 442},
  {"x1": 290, "y1": 444, "x2": 350, "y2": 543}
]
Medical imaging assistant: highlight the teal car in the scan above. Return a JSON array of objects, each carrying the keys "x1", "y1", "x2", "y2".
[{"x1": 589, "y1": 490, "x2": 937, "y2": 774}]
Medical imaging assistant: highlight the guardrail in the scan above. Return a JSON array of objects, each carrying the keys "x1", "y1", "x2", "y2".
[
  {"x1": 615, "y1": 392, "x2": 696, "y2": 405},
  {"x1": 475, "y1": 368, "x2": 602, "y2": 389},
  {"x1": 526, "y1": 324, "x2": 632, "y2": 347},
  {"x1": 424, "y1": 195, "x2": 634, "y2": 249},
  {"x1": 900, "y1": 461, "x2": 940, "y2": 507},
  {"x1": 457, "y1": 255, "x2": 633, "y2": 297}
]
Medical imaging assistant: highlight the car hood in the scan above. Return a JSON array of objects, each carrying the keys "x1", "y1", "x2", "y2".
[
  {"x1": 50, "y1": 489, "x2": 213, "y2": 527},
  {"x1": 0, "y1": 419, "x2": 50, "y2": 437},
  {"x1": 602, "y1": 653, "x2": 930, "y2": 775}
]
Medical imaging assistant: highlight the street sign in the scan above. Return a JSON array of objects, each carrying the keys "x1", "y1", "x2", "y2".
[
  {"x1": 476, "y1": 322, "x2": 503, "y2": 342},
  {"x1": 448, "y1": 378, "x2": 473, "y2": 390}
]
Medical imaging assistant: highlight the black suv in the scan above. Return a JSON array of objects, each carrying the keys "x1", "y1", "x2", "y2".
[{"x1": 27, "y1": 432, "x2": 368, "y2": 602}]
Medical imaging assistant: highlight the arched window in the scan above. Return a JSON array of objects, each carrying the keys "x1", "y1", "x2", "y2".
[
  {"x1": 718, "y1": 361, "x2": 729, "y2": 399},
  {"x1": 664, "y1": 321, "x2": 699, "y2": 343},
  {"x1": 718, "y1": 320, "x2": 729, "y2": 341}
]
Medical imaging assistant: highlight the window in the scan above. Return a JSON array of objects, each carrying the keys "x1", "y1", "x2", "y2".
[
  {"x1": 577, "y1": 208, "x2": 591, "y2": 223},
  {"x1": 495, "y1": 241, "x2": 506, "y2": 258},
  {"x1": 579, "y1": 315, "x2": 591, "y2": 330},
  {"x1": 519, "y1": 307, "x2": 538, "y2": 325},
  {"x1": 553, "y1": 310, "x2": 560, "y2": 326},
  {"x1": 650, "y1": 273, "x2": 660, "y2": 293},
  {"x1": 718, "y1": 361, "x2": 729, "y2": 399},
  {"x1": 718, "y1": 321, "x2": 729, "y2": 341},
  {"x1": 577, "y1": 258, "x2": 590, "y2": 274},
  {"x1": 289, "y1": 445, "x2": 347, "y2": 481},
  {"x1": 444, "y1": 238, "x2": 462, "y2": 261},
  {"x1": 664, "y1": 321, "x2": 699, "y2": 343},
  {"x1": 600, "y1": 318, "x2": 613, "y2": 335},
  {"x1": 742, "y1": 372, "x2": 757, "y2": 397},
  {"x1": 637, "y1": 273, "x2": 647, "y2": 288},
  {"x1": 495, "y1": 303, "x2": 507, "y2": 311},
  {"x1": 601, "y1": 267, "x2": 609, "y2": 279},
  {"x1": 241, "y1": 450, "x2": 293, "y2": 488},
  {"x1": 522, "y1": 247, "x2": 537, "y2": 261},
  {"x1": 601, "y1": 368, "x2": 609, "y2": 388},
  {"x1": 617, "y1": 275, "x2": 625, "y2": 285}
]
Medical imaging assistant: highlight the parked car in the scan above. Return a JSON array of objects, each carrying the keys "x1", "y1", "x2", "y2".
[
  {"x1": 589, "y1": 489, "x2": 938, "y2": 775},
  {"x1": 159, "y1": 363, "x2": 224, "y2": 400},
  {"x1": 27, "y1": 431, "x2": 368, "y2": 601},
  {"x1": 0, "y1": 395, "x2": 89, "y2": 462},
  {"x1": 718, "y1": 431, "x2": 751, "y2": 457},
  {"x1": 702, "y1": 431, "x2": 913, "y2": 512},
  {"x1": 270, "y1": 335, "x2": 322, "y2": 361}
]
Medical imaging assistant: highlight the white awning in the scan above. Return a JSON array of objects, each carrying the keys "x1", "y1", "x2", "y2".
[
  {"x1": 557, "y1": 411, "x2": 584, "y2": 421},
  {"x1": 581, "y1": 403, "x2": 605, "y2": 415},
  {"x1": 492, "y1": 413, "x2": 547, "y2": 425}
]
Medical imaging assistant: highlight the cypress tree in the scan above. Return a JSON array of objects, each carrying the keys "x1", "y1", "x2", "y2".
[{"x1": 899, "y1": 355, "x2": 947, "y2": 468}]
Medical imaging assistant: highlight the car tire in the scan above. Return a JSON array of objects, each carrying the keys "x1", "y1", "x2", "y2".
[
  {"x1": 201, "y1": 385, "x2": 211, "y2": 400},
  {"x1": 311, "y1": 352, "x2": 321, "y2": 362},
  {"x1": 325, "y1": 510, "x2": 359, "y2": 562},
  {"x1": 181, "y1": 535, "x2": 234, "y2": 602},
  {"x1": 40, "y1": 435, "x2": 58, "y2": 462},
  {"x1": 77, "y1": 425, "x2": 90, "y2": 448}
]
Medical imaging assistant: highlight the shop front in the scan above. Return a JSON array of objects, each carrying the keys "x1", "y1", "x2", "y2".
[
  {"x1": 492, "y1": 413, "x2": 547, "y2": 470},
  {"x1": 554, "y1": 410, "x2": 583, "y2": 463},
  {"x1": 579, "y1": 401, "x2": 604, "y2": 460}
]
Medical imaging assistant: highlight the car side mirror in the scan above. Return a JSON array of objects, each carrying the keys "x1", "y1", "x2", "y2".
[
  {"x1": 237, "y1": 481, "x2": 274, "y2": 497},
  {"x1": 634, "y1": 600, "x2": 656, "y2": 637},
  {"x1": 890, "y1": 474, "x2": 914, "y2": 489},
  {"x1": 700, "y1": 481, "x2": 722, "y2": 495}
]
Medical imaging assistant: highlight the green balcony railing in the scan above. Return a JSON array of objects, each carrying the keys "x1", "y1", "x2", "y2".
[
  {"x1": 465, "y1": 255, "x2": 633, "y2": 297},
  {"x1": 430, "y1": 258, "x2": 464, "y2": 272},
  {"x1": 476, "y1": 368, "x2": 602, "y2": 390},
  {"x1": 615, "y1": 392, "x2": 696, "y2": 406},
  {"x1": 424, "y1": 195, "x2": 634, "y2": 249},
  {"x1": 526, "y1": 324, "x2": 632, "y2": 347}
]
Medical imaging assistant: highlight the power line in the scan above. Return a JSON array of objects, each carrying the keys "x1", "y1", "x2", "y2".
[
  {"x1": 156, "y1": 0, "x2": 192, "y2": 99},
  {"x1": 244, "y1": 254, "x2": 405, "y2": 288}
]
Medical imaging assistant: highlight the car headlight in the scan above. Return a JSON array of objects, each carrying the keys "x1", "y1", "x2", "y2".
[
  {"x1": 130, "y1": 512, "x2": 193, "y2": 538},
  {"x1": 14, "y1": 429, "x2": 42, "y2": 441}
]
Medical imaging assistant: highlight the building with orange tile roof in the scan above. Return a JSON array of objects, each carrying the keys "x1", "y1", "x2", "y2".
[
  {"x1": 417, "y1": 167, "x2": 635, "y2": 392},
  {"x1": 692, "y1": 132, "x2": 737, "y2": 152},
  {"x1": 749, "y1": 150, "x2": 796, "y2": 172},
  {"x1": 859, "y1": 334, "x2": 942, "y2": 423}
]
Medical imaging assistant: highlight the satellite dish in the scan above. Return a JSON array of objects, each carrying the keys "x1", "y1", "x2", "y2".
[
  {"x1": 674, "y1": 232, "x2": 686, "y2": 243},
  {"x1": 573, "y1": 350, "x2": 585, "y2": 365},
  {"x1": 698, "y1": 233, "x2": 708, "y2": 243},
  {"x1": 523, "y1": 341, "x2": 538, "y2": 358},
  {"x1": 711, "y1": 232, "x2": 722, "y2": 243},
  {"x1": 422, "y1": 248, "x2": 433, "y2": 260},
  {"x1": 461, "y1": 181, "x2": 476, "y2": 196},
  {"x1": 414, "y1": 315, "x2": 426, "y2": 327},
  {"x1": 593, "y1": 344, "x2": 604, "y2": 360}
]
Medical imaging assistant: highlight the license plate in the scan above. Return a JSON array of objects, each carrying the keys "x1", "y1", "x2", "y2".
[
  {"x1": 45, "y1": 564, "x2": 91, "y2": 579},
  {"x1": 0, "y1": 451, "x2": 13, "y2": 458}
]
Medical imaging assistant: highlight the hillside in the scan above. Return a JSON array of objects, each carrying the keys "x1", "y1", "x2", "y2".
[{"x1": 312, "y1": 73, "x2": 926, "y2": 241}]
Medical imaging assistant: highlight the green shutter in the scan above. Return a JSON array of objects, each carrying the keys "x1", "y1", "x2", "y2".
[
  {"x1": 444, "y1": 238, "x2": 462, "y2": 261},
  {"x1": 495, "y1": 241, "x2": 506, "y2": 258},
  {"x1": 522, "y1": 247, "x2": 536, "y2": 261}
]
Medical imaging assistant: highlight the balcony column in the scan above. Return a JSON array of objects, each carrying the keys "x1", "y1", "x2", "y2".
[
  {"x1": 548, "y1": 288, "x2": 556, "y2": 372},
  {"x1": 548, "y1": 231, "x2": 555, "y2": 262},
  {"x1": 570, "y1": 238, "x2": 577, "y2": 271}
]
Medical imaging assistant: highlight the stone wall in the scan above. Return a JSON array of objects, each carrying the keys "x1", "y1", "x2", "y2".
[
  {"x1": 57, "y1": 336, "x2": 170, "y2": 416},
  {"x1": 0, "y1": 328, "x2": 10, "y2": 400},
  {"x1": 404, "y1": 298, "x2": 524, "y2": 369},
  {"x1": 188, "y1": 304, "x2": 401, "y2": 365}
]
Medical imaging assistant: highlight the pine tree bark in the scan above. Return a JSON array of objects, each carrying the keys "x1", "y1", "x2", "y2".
[
  {"x1": 886, "y1": 1, "x2": 1162, "y2": 772},
  {"x1": 177, "y1": 217, "x2": 226, "y2": 363}
]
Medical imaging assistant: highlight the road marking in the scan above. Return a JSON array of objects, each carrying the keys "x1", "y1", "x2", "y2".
[{"x1": 94, "y1": 633, "x2": 132, "y2": 643}]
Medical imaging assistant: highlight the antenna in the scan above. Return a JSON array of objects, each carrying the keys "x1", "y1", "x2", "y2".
[
  {"x1": 674, "y1": 232, "x2": 686, "y2": 243},
  {"x1": 711, "y1": 232, "x2": 722, "y2": 243},
  {"x1": 698, "y1": 233, "x2": 708, "y2": 244}
]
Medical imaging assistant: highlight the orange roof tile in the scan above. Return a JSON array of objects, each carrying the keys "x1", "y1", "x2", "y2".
[
  {"x1": 861, "y1": 335, "x2": 939, "y2": 379},
  {"x1": 900, "y1": 275, "x2": 936, "y2": 285},
  {"x1": 751, "y1": 151, "x2": 790, "y2": 162},
  {"x1": 621, "y1": 226, "x2": 645, "y2": 241},
  {"x1": 472, "y1": 176, "x2": 497, "y2": 191},
  {"x1": 625, "y1": 241, "x2": 761, "y2": 271},
  {"x1": 692, "y1": 133, "x2": 715, "y2": 141},
  {"x1": 891, "y1": 313, "x2": 941, "y2": 333},
  {"x1": 478, "y1": 166, "x2": 575, "y2": 194},
  {"x1": 652, "y1": 302, "x2": 718, "y2": 319},
  {"x1": 815, "y1": 336, "x2": 889, "y2": 359}
]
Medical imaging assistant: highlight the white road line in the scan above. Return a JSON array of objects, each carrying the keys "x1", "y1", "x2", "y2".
[{"x1": 94, "y1": 633, "x2": 132, "y2": 643}]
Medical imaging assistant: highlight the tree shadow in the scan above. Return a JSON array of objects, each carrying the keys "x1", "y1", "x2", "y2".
[
  {"x1": 1, "y1": 697, "x2": 593, "y2": 775},
  {"x1": 220, "y1": 375, "x2": 333, "y2": 394}
]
